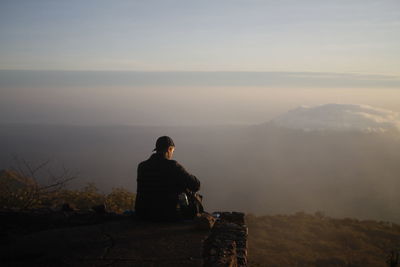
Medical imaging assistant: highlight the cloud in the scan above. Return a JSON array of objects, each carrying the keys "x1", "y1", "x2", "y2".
[{"x1": 271, "y1": 103, "x2": 400, "y2": 133}]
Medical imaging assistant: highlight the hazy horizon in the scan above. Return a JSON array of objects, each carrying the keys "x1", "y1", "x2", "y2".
[{"x1": 1, "y1": 70, "x2": 399, "y2": 126}]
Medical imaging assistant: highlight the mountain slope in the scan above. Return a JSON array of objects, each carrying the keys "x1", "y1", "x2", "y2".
[{"x1": 247, "y1": 212, "x2": 400, "y2": 266}]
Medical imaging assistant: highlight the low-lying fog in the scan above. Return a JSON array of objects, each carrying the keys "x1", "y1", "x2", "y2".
[
  {"x1": 1, "y1": 122, "x2": 400, "y2": 222},
  {"x1": 1, "y1": 71, "x2": 400, "y2": 222}
]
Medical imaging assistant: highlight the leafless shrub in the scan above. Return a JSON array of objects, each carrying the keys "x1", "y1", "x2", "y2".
[{"x1": 0, "y1": 156, "x2": 78, "y2": 211}]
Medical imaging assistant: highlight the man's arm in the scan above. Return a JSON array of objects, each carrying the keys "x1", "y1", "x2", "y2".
[{"x1": 172, "y1": 161, "x2": 200, "y2": 192}]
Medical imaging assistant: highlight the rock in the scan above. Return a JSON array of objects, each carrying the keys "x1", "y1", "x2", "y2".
[
  {"x1": 203, "y1": 211, "x2": 248, "y2": 267},
  {"x1": 195, "y1": 213, "x2": 216, "y2": 230}
]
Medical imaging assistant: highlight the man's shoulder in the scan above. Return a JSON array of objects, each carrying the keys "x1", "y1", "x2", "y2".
[
  {"x1": 167, "y1": 159, "x2": 183, "y2": 168},
  {"x1": 138, "y1": 156, "x2": 153, "y2": 169},
  {"x1": 137, "y1": 155, "x2": 177, "y2": 167},
  {"x1": 160, "y1": 159, "x2": 186, "y2": 171},
  {"x1": 138, "y1": 157, "x2": 151, "y2": 166}
]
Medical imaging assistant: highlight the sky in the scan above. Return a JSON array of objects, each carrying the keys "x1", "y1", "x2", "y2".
[
  {"x1": 0, "y1": 0, "x2": 399, "y2": 74},
  {"x1": 0, "y1": 0, "x2": 399, "y2": 126}
]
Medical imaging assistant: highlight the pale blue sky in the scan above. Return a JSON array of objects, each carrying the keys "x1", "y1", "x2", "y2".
[{"x1": 1, "y1": 0, "x2": 399, "y2": 74}]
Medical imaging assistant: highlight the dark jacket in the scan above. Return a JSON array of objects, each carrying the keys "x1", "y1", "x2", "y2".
[{"x1": 135, "y1": 153, "x2": 200, "y2": 221}]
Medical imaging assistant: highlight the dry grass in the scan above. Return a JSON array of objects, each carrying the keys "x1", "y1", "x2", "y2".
[{"x1": 247, "y1": 212, "x2": 400, "y2": 266}]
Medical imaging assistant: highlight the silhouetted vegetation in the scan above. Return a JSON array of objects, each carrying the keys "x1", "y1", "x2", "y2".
[
  {"x1": 0, "y1": 159, "x2": 135, "y2": 213},
  {"x1": 247, "y1": 212, "x2": 400, "y2": 266},
  {"x1": 0, "y1": 175, "x2": 135, "y2": 213}
]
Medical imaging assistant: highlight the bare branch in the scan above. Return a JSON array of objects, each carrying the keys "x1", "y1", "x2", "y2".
[
  {"x1": 31, "y1": 159, "x2": 51, "y2": 176},
  {"x1": 39, "y1": 176, "x2": 77, "y2": 192},
  {"x1": 5, "y1": 156, "x2": 79, "y2": 210}
]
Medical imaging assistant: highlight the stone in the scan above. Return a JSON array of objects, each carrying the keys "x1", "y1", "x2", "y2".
[{"x1": 195, "y1": 213, "x2": 216, "y2": 230}]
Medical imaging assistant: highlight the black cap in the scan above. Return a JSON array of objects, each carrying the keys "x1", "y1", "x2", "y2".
[{"x1": 153, "y1": 136, "x2": 175, "y2": 152}]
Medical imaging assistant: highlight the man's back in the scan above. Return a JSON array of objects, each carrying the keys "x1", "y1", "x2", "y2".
[{"x1": 135, "y1": 152, "x2": 200, "y2": 221}]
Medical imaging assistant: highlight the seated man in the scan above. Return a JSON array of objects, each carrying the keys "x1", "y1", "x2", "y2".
[{"x1": 135, "y1": 136, "x2": 202, "y2": 221}]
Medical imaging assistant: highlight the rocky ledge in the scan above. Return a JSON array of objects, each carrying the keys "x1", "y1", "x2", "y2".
[
  {"x1": 203, "y1": 212, "x2": 248, "y2": 267},
  {"x1": 0, "y1": 210, "x2": 248, "y2": 267}
]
